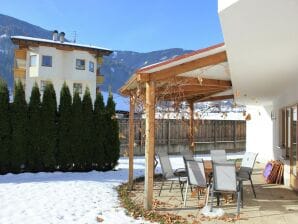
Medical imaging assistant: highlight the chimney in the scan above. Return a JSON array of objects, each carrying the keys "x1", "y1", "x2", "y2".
[
  {"x1": 59, "y1": 32, "x2": 65, "y2": 43},
  {"x1": 52, "y1": 30, "x2": 58, "y2": 41}
]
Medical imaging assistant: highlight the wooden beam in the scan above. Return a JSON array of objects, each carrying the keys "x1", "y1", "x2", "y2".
[
  {"x1": 158, "y1": 89, "x2": 227, "y2": 102},
  {"x1": 188, "y1": 100, "x2": 195, "y2": 153},
  {"x1": 138, "y1": 51, "x2": 227, "y2": 82},
  {"x1": 197, "y1": 94, "x2": 234, "y2": 102},
  {"x1": 144, "y1": 81, "x2": 155, "y2": 210},
  {"x1": 156, "y1": 85, "x2": 226, "y2": 95},
  {"x1": 128, "y1": 96, "x2": 135, "y2": 190},
  {"x1": 174, "y1": 77, "x2": 232, "y2": 88},
  {"x1": 119, "y1": 75, "x2": 139, "y2": 96}
]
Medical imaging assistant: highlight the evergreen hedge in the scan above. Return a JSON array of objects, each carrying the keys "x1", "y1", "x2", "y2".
[
  {"x1": 57, "y1": 82, "x2": 73, "y2": 171},
  {"x1": 10, "y1": 81, "x2": 27, "y2": 173},
  {"x1": 40, "y1": 83, "x2": 57, "y2": 171},
  {"x1": 93, "y1": 92, "x2": 105, "y2": 170},
  {"x1": 0, "y1": 81, "x2": 120, "y2": 174},
  {"x1": 0, "y1": 79, "x2": 11, "y2": 174},
  {"x1": 27, "y1": 83, "x2": 42, "y2": 172}
]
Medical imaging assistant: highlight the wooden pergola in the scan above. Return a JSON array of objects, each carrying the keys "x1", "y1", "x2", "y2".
[{"x1": 119, "y1": 43, "x2": 234, "y2": 210}]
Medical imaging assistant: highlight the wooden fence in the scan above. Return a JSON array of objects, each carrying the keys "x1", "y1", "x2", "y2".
[{"x1": 118, "y1": 119, "x2": 246, "y2": 155}]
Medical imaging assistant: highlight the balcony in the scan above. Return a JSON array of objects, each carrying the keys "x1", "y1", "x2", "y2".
[
  {"x1": 96, "y1": 75, "x2": 104, "y2": 84},
  {"x1": 14, "y1": 68, "x2": 26, "y2": 79},
  {"x1": 15, "y1": 49, "x2": 27, "y2": 60}
]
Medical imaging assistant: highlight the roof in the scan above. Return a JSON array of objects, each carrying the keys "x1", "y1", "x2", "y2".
[
  {"x1": 11, "y1": 36, "x2": 113, "y2": 56},
  {"x1": 138, "y1": 43, "x2": 225, "y2": 73},
  {"x1": 119, "y1": 43, "x2": 232, "y2": 103}
]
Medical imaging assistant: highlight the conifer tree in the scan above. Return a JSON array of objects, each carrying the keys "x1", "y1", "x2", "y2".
[
  {"x1": 81, "y1": 87, "x2": 94, "y2": 171},
  {"x1": 27, "y1": 83, "x2": 42, "y2": 171},
  {"x1": 40, "y1": 82, "x2": 57, "y2": 171},
  {"x1": 105, "y1": 93, "x2": 120, "y2": 170},
  {"x1": 70, "y1": 91, "x2": 83, "y2": 170},
  {"x1": 0, "y1": 79, "x2": 11, "y2": 174},
  {"x1": 10, "y1": 81, "x2": 27, "y2": 173},
  {"x1": 57, "y1": 82, "x2": 73, "y2": 171},
  {"x1": 93, "y1": 92, "x2": 105, "y2": 170}
]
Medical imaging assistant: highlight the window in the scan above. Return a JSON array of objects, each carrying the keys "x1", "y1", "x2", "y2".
[
  {"x1": 76, "y1": 59, "x2": 85, "y2": 70},
  {"x1": 89, "y1": 61, "x2": 94, "y2": 72},
  {"x1": 40, "y1": 80, "x2": 51, "y2": 92},
  {"x1": 42, "y1": 55, "x2": 52, "y2": 67},
  {"x1": 30, "y1": 55, "x2": 37, "y2": 67},
  {"x1": 73, "y1": 83, "x2": 82, "y2": 94}
]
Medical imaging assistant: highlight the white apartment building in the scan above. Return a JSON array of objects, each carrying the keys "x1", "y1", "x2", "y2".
[{"x1": 11, "y1": 31, "x2": 112, "y2": 102}]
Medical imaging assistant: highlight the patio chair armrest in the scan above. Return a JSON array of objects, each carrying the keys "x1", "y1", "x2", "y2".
[{"x1": 174, "y1": 168, "x2": 186, "y2": 177}]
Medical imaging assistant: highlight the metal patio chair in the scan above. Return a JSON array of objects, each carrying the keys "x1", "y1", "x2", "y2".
[
  {"x1": 210, "y1": 149, "x2": 227, "y2": 163},
  {"x1": 237, "y1": 152, "x2": 258, "y2": 198},
  {"x1": 180, "y1": 149, "x2": 195, "y2": 161},
  {"x1": 210, "y1": 161, "x2": 242, "y2": 215},
  {"x1": 183, "y1": 157, "x2": 209, "y2": 207},
  {"x1": 157, "y1": 151, "x2": 187, "y2": 200}
]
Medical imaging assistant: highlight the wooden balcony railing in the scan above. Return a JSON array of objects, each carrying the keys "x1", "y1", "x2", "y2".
[
  {"x1": 14, "y1": 68, "x2": 26, "y2": 79},
  {"x1": 96, "y1": 75, "x2": 104, "y2": 84},
  {"x1": 15, "y1": 49, "x2": 27, "y2": 60}
]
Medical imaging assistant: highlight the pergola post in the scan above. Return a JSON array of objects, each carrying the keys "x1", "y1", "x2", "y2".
[
  {"x1": 189, "y1": 100, "x2": 195, "y2": 153},
  {"x1": 128, "y1": 96, "x2": 135, "y2": 190},
  {"x1": 144, "y1": 81, "x2": 155, "y2": 210}
]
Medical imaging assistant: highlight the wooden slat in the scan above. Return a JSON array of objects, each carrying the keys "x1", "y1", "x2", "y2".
[
  {"x1": 144, "y1": 81, "x2": 155, "y2": 210},
  {"x1": 128, "y1": 96, "x2": 135, "y2": 190},
  {"x1": 156, "y1": 85, "x2": 226, "y2": 95},
  {"x1": 174, "y1": 77, "x2": 232, "y2": 87},
  {"x1": 138, "y1": 51, "x2": 227, "y2": 82},
  {"x1": 159, "y1": 89, "x2": 227, "y2": 102},
  {"x1": 15, "y1": 49, "x2": 27, "y2": 60},
  {"x1": 96, "y1": 75, "x2": 104, "y2": 84},
  {"x1": 197, "y1": 94, "x2": 234, "y2": 102},
  {"x1": 189, "y1": 100, "x2": 195, "y2": 153},
  {"x1": 14, "y1": 68, "x2": 26, "y2": 78}
]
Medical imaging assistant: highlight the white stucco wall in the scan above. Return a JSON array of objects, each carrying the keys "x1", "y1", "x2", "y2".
[
  {"x1": 25, "y1": 46, "x2": 97, "y2": 103},
  {"x1": 218, "y1": 0, "x2": 239, "y2": 13},
  {"x1": 246, "y1": 105, "x2": 273, "y2": 163},
  {"x1": 219, "y1": 0, "x2": 298, "y2": 188},
  {"x1": 271, "y1": 81, "x2": 298, "y2": 186}
]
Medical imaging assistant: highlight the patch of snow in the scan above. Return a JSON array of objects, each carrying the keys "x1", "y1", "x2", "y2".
[
  {"x1": 201, "y1": 206, "x2": 225, "y2": 218},
  {"x1": 0, "y1": 33, "x2": 8, "y2": 39},
  {"x1": 11, "y1": 36, "x2": 111, "y2": 52},
  {"x1": 160, "y1": 56, "x2": 168, "y2": 61},
  {"x1": 112, "y1": 52, "x2": 118, "y2": 58},
  {"x1": 0, "y1": 154, "x2": 245, "y2": 224},
  {"x1": 0, "y1": 157, "x2": 150, "y2": 224},
  {"x1": 110, "y1": 67, "x2": 115, "y2": 73},
  {"x1": 101, "y1": 91, "x2": 129, "y2": 111},
  {"x1": 0, "y1": 49, "x2": 8, "y2": 54}
]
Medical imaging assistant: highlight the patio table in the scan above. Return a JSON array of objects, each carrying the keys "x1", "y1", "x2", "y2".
[{"x1": 199, "y1": 160, "x2": 240, "y2": 176}]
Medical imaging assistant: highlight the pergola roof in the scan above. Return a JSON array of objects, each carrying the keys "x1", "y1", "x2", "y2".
[
  {"x1": 119, "y1": 43, "x2": 233, "y2": 103},
  {"x1": 119, "y1": 43, "x2": 234, "y2": 210}
]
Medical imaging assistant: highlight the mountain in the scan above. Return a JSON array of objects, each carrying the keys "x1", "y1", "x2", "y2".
[{"x1": 0, "y1": 14, "x2": 192, "y2": 93}]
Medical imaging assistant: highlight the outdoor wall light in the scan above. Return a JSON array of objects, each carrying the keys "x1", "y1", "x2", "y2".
[{"x1": 271, "y1": 111, "x2": 277, "y2": 120}]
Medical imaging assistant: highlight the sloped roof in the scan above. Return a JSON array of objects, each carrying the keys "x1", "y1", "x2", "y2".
[{"x1": 11, "y1": 36, "x2": 112, "y2": 56}]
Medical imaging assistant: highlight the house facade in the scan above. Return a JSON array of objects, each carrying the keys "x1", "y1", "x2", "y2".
[
  {"x1": 218, "y1": 0, "x2": 298, "y2": 190},
  {"x1": 11, "y1": 31, "x2": 112, "y2": 102}
]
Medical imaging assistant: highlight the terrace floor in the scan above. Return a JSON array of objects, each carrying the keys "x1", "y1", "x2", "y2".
[{"x1": 130, "y1": 163, "x2": 298, "y2": 223}]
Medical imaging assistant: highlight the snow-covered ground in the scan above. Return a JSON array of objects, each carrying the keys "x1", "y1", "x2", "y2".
[{"x1": 0, "y1": 154, "x2": 244, "y2": 224}]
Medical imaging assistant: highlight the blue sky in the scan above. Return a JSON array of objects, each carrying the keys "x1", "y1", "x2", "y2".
[{"x1": 0, "y1": 0, "x2": 223, "y2": 52}]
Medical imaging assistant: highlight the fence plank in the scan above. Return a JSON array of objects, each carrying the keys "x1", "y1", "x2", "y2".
[{"x1": 118, "y1": 118, "x2": 246, "y2": 155}]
